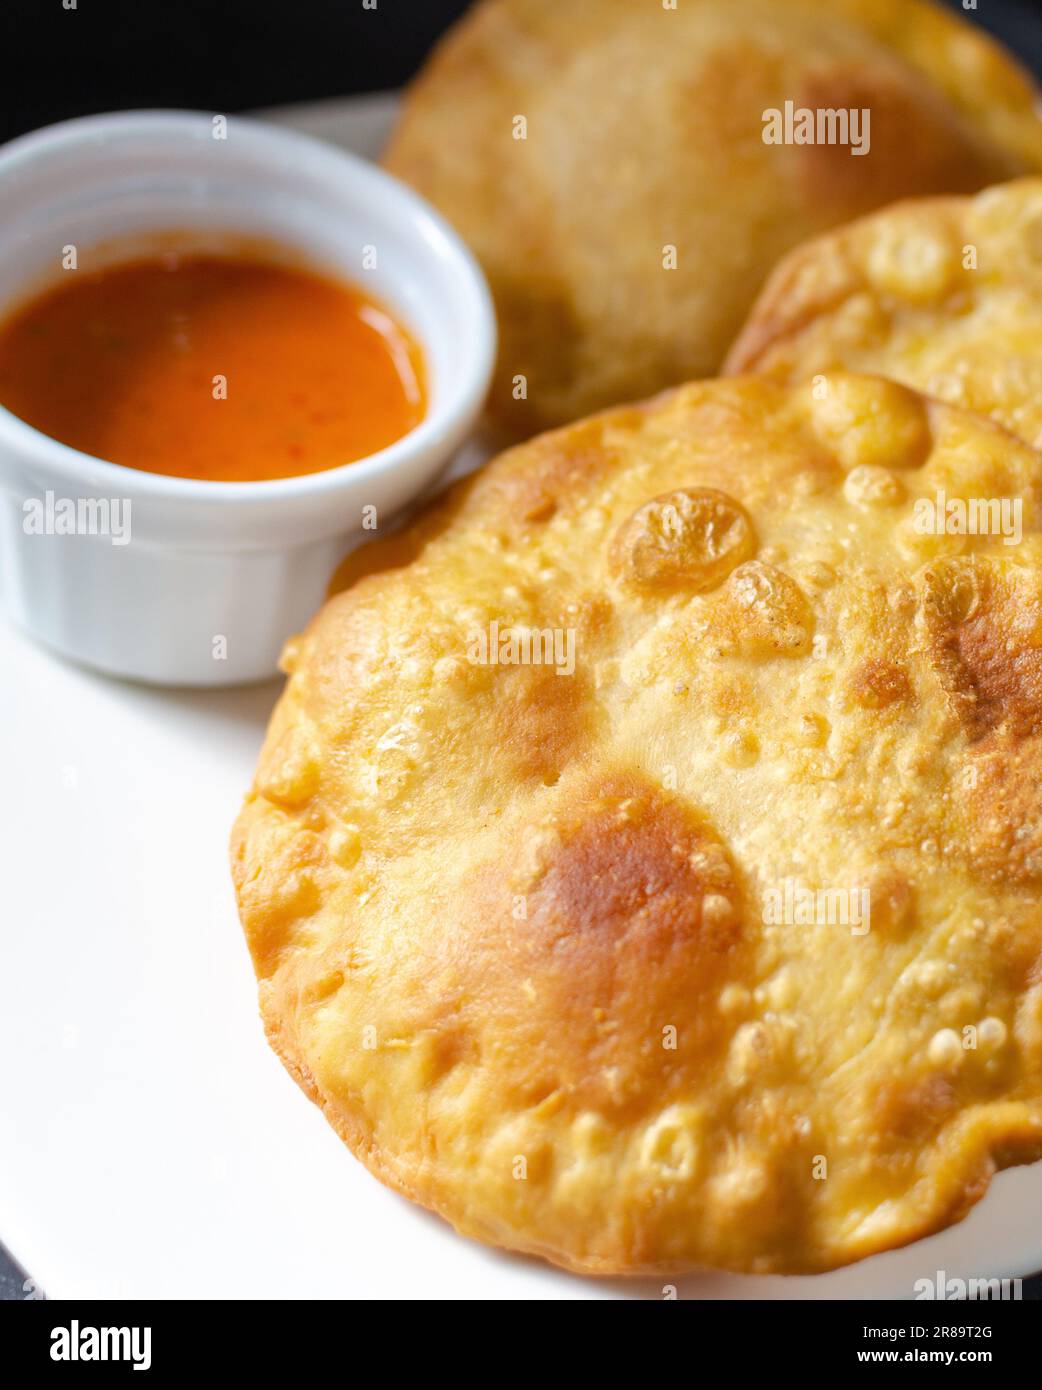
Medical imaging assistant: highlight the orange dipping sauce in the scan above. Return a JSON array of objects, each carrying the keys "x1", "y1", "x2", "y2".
[{"x1": 0, "y1": 250, "x2": 426, "y2": 482}]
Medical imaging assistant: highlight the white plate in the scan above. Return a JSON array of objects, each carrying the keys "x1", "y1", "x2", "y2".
[{"x1": 1, "y1": 94, "x2": 1040, "y2": 1301}]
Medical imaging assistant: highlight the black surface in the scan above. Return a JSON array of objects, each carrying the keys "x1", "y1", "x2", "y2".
[
  {"x1": 0, "y1": 0, "x2": 1039, "y2": 152},
  {"x1": 0, "y1": 0, "x2": 474, "y2": 147},
  {"x1": 2, "y1": 0, "x2": 1042, "y2": 1300}
]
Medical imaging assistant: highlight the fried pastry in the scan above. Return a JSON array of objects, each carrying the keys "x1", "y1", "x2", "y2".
[
  {"x1": 726, "y1": 178, "x2": 1042, "y2": 450},
  {"x1": 383, "y1": 0, "x2": 1042, "y2": 436},
  {"x1": 231, "y1": 373, "x2": 1042, "y2": 1275}
]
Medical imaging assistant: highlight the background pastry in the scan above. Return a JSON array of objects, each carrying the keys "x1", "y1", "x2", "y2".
[
  {"x1": 383, "y1": 0, "x2": 1042, "y2": 436},
  {"x1": 726, "y1": 177, "x2": 1042, "y2": 450},
  {"x1": 232, "y1": 373, "x2": 1042, "y2": 1275}
]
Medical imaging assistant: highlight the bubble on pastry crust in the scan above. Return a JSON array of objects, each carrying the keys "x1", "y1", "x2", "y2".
[
  {"x1": 258, "y1": 730, "x2": 321, "y2": 808},
  {"x1": 795, "y1": 712, "x2": 830, "y2": 746},
  {"x1": 639, "y1": 1105, "x2": 702, "y2": 1180},
  {"x1": 927, "y1": 1027, "x2": 964, "y2": 1070},
  {"x1": 570, "y1": 1110, "x2": 613, "y2": 1158},
  {"x1": 977, "y1": 1016, "x2": 1008, "y2": 1051},
  {"x1": 829, "y1": 292, "x2": 892, "y2": 353},
  {"x1": 925, "y1": 371, "x2": 966, "y2": 406},
  {"x1": 908, "y1": 960, "x2": 948, "y2": 997},
  {"x1": 866, "y1": 224, "x2": 958, "y2": 302},
  {"x1": 762, "y1": 967, "x2": 798, "y2": 1012},
  {"x1": 702, "y1": 892, "x2": 738, "y2": 930},
  {"x1": 719, "y1": 561, "x2": 814, "y2": 658},
  {"x1": 721, "y1": 729, "x2": 761, "y2": 767},
  {"x1": 279, "y1": 635, "x2": 305, "y2": 674},
  {"x1": 843, "y1": 464, "x2": 906, "y2": 508},
  {"x1": 328, "y1": 824, "x2": 362, "y2": 869},
  {"x1": 707, "y1": 1155, "x2": 770, "y2": 1217},
  {"x1": 718, "y1": 983, "x2": 751, "y2": 1016},
  {"x1": 808, "y1": 375, "x2": 931, "y2": 473},
  {"x1": 798, "y1": 560, "x2": 838, "y2": 591},
  {"x1": 610, "y1": 487, "x2": 756, "y2": 594},
  {"x1": 918, "y1": 557, "x2": 983, "y2": 627},
  {"x1": 727, "y1": 1022, "x2": 773, "y2": 1085}
]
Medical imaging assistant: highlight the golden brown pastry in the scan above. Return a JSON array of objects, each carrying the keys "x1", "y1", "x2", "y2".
[
  {"x1": 383, "y1": 0, "x2": 1042, "y2": 436},
  {"x1": 232, "y1": 373, "x2": 1042, "y2": 1275},
  {"x1": 726, "y1": 177, "x2": 1042, "y2": 450}
]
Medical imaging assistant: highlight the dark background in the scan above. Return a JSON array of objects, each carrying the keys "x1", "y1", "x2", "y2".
[
  {"x1": 0, "y1": 0, "x2": 474, "y2": 146},
  {"x1": 2, "y1": 0, "x2": 1041, "y2": 148},
  {"x1": 1, "y1": 0, "x2": 1041, "y2": 1300}
]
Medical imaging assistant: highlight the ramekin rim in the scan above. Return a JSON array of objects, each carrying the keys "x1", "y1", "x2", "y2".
[{"x1": 0, "y1": 108, "x2": 497, "y2": 505}]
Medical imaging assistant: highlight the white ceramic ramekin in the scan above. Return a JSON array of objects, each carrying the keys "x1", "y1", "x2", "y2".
[{"x1": 0, "y1": 111, "x2": 495, "y2": 685}]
